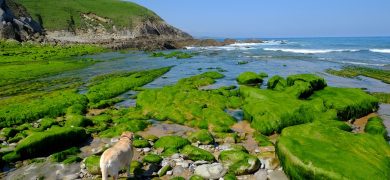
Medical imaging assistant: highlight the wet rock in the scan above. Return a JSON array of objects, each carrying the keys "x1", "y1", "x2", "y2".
[
  {"x1": 173, "y1": 165, "x2": 185, "y2": 175},
  {"x1": 259, "y1": 157, "x2": 279, "y2": 170},
  {"x1": 268, "y1": 170, "x2": 288, "y2": 180},
  {"x1": 254, "y1": 169, "x2": 268, "y2": 180},
  {"x1": 194, "y1": 163, "x2": 227, "y2": 179}
]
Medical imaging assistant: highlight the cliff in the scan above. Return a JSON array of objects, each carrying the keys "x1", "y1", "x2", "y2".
[{"x1": 0, "y1": 0, "x2": 192, "y2": 44}]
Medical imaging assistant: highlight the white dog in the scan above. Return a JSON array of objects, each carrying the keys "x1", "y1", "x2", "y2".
[{"x1": 100, "y1": 131, "x2": 134, "y2": 180}]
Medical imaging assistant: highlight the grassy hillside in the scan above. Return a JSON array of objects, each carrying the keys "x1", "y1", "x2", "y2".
[{"x1": 15, "y1": 0, "x2": 161, "y2": 31}]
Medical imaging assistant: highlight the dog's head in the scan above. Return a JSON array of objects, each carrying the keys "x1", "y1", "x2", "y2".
[{"x1": 120, "y1": 131, "x2": 134, "y2": 141}]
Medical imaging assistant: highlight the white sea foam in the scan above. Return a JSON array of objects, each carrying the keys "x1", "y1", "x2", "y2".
[
  {"x1": 263, "y1": 48, "x2": 359, "y2": 54},
  {"x1": 369, "y1": 49, "x2": 390, "y2": 54}
]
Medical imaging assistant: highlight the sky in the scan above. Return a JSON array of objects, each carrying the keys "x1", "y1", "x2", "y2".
[{"x1": 128, "y1": 0, "x2": 390, "y2": 38}]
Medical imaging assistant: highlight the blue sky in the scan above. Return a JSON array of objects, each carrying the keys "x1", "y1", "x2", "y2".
[{"x1": 128, "y1": 0, "x2": 390, "y2": 38}]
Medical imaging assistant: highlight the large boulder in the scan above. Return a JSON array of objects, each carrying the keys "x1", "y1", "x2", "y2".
[
  {"x1": 277, "y1": 122, "x2": 390, "y2": 179},
  {"x1": 0, "y1": 0, "x2": 43, "y2": 41}
]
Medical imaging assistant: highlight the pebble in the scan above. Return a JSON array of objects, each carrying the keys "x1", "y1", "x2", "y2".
[
  {"x1": 143, "y1": 147, "x2": 151, "y2": 153},
  {"x1": 193, "y1": 160, "x2": 208, "y2": 165},
  {"x1": 255, "y1": 149, "x2": 261, "y2": 153},
  {"x1": 166, "y1": 170, "x2": 173, "y2": 175}
]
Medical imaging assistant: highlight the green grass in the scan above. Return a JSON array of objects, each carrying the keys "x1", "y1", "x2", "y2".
[
  {"x1": 0, "y1": 90, "x2": 88, "y2": 128},
  {"x1": 3, "y1": 127, "x2": 88, "y2": 162},
  {"x1": 16, "y1": 0, "x2": 161, "y2": 31},
  {"x1": 276, "y1": 122, "x2": 390, "y2": 180},
  {"x1": 86, "y1": 67, "x2": 171, "y2": 107},
  {"x1": 326, "y1": 66, "x2": 390, "y2": 84}
]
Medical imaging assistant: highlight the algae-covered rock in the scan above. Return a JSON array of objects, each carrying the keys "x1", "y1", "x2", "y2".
[
  {"x1": 99, "y1": 119, "x2": 150, "y2": 138},
  {"x1": 277, "y1": 123, "x2": 390, "y2": 180},
  {"x1": 158, "y1": 164, "x2": 172, "y2": 177},
  {"x1": 143, "y1": 154, "x2": 163, "y2": 164},
  {"x1": 218, "y1": 149, "x2": 261, "y2": 175},
  {"x1": 3, "y1": 127, "x2": 88, "y2": 162},
  {"x1": 223, "y1": 173, "x2": 238, "y2": 180},
  {"x1": 285, "y1": 74, "x2": 327, "y2": 98},
  {"x1": 236, "y1": 72, "x2": 263, "y2": 85},
  {"x1": 365, "y1": 116, "x2": 388, "y2": 139},
  {"x1": 181, "y1": 145, "x2": 215, "y2": 162},
  {"x1": 154, "y1": 136, "x2": 190, "y2": 153},
  {"x1": 65, "y1": 114, "x2": 92, "y2": 127},
  {"x1": 133, "y1": 139, "x2": 151, "y2": 148},
  {"x1": 84, "y1": 155, "x2": 100, "y2": 175},
  {"x1": 309, "y1": 87, "x2": 379, "y2": 120},
  {"x1": 137, "y1": 72, "x2": 238, "y2": 132},
  {"x1": 188, "y1": 129, "x2": 214, "y2": 145},
  {"x1": 267, "y1": 75, "x2": 287, "y2": 91}
]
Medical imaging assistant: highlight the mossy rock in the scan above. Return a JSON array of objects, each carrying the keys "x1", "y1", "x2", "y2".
[
  {"x1": 158, "y1": 164, "x2": 172, "y2": 177},
  {"x1": 236, "y1": 72, "x2": 263, "y2": 85},
  {"x1": 267, "y1": 75, "x2": 287, "y2": 91},
  {"x1": 143, "y1": 154, "x2": 163, "y2": 164},
  {"x1": 62, "y1": 156, "x2": 82, "y2": 164},
  {"x1": 65, "y1": 114, "x2": 92, "y2": 127},
  {"x1": 84, "y1": 155, "x2": 101, "y2": 175},
  {"x1": 277, "y1": 123, "x2": 390, "y2": 179},
  {"x1": 258, "y1": 72, "x2": 269, "y2": 78},
  {"x1": 188, "y1": 130, "x2": 214, "y2": 145},
  {"x1": 133, "y1": 139, "x2": 151, "y2": 148},
  {"x1": 142, "y1": 134, "x2": 159, "y2": 142},
  {"x1": 309, "y1": 87, "x2": 379, "y2": 120},
  {"x1": 181, "y1": 145, "x2": 215, "y2": 162},
  {"x1": 3, "y1": 127, "x2": 88, "y2": 162},
  {"x1": 365, "y1": 116, "x2": 388, "y2": 139},
  {"x1": 286, "y1": 74, "x2": 327, "y2": 91},
  {"x1": 219, "y1": 149, "x2": 260, "y2": 175},
  {"x1": 66, "y1": 104, "x2": 86, "y2": 115},
  {"x1": 154, "y1": 136, "x2": 190, "y2": 153}
]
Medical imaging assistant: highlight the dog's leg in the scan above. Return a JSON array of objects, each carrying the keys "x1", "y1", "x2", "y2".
[{"x1": 101, "y1": 167, "x2": 108, "y2": 180}]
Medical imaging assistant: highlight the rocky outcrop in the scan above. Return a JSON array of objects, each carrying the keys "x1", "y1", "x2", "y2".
[{"x1": 0, "y1": 0, "x2": 43, "y2": 41}]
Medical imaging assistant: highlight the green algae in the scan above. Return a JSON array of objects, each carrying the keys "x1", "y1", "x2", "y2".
[
  {"x1": 150, "y1": 51, "x2": 195, "y2": 59},
  {"x1": 136, "y1": 72, "x2": 240, "y2": 132},
  {"x1": 326, "y1": 66, "x2": 390, "y2": 84},
  {"x1": 276, "y1": 122, "x2": 390, "y2": 180},
  {"x1": 253, "y1": 132, "x2": 273, "y2": 146},
  {"x1": 87, "y1": 67, "x2": 171, "y2": 107},
  {"x1": 50, "y1": 147, "x2": 80, "y2": 163},
  {"x1": 0, "y1": 90, "x2": 88, "y2": 128},
  {"x1": 84, "y1": 155, "x2": 101, "y2": 175},
  {"x1": 219, "y1": 149, "x2": 260, "y2": 175},
  {"x1": 3, "y1": 127, "x2": 88, "y2": 162},
  {"x1": 154, "y1": 136, "x2": 190, "y2": 155},
  {"x1": 143, "y1": 154, "x2": 163, "y2": 164},
  {"x1": 180, "y1": 145, "x2": 215, "y2": 162},
  {"x1": 241, "y1": 74, "x2": 378, "y2": 135},
  {"x1": 133, "y1": 139, "x2": 151, "y2": 148},
  {"x1": 99, "y1": 119, "x2": 150, "y2": 138}
]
